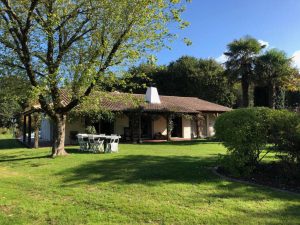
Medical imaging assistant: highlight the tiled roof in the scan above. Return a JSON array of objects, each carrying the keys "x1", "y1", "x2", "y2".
[
  {"x1": 25, "y1": 91, "x2": 231, "y2": 114},
  {"x1": 98, "y1": 92, "x2": 231, "y2": 113}
]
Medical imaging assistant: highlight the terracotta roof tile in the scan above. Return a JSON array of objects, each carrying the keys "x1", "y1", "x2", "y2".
[
  {"x1": 25, "y1": 90, "x2": 231, "y2": 114},
  {"x1": 99, "y1": 92, "x2": 231, "y2": 113}
]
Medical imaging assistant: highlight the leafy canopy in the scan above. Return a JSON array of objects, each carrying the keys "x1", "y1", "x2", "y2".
[
  {"x1": 255, "y1": 49, "x2": 299, "y2": 90},
  {"x1": 0, "y1": 0, "x2": 190, "y2": 118},
  {"x1": 224, "y1": 36, "x2": 265, "y2": 82}
]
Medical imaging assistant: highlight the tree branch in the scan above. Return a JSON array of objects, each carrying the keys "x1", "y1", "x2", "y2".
[
  {"x1": 23, "y1": 0, "x2": 39, "y2": 35},
  {"x1": 1, "y1": 60, "x2": 45, "y2": 77},
  {"x1": 60, "y1": 21, "x2": 134, "y2": 113},
  {"x1": 56, "y1": 18, "x2": 93, "y2": 66}
]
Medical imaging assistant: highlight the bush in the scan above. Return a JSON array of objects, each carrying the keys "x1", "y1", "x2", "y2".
[
  {"x1": 215, "y1": 107, "x2": 273, "y2": 176},
  {"x1": 85, "y1": 126, "x2": 97, "y2": 134},
  {"x1": 216, "y1": 107, "x2": 300, "y2": 177},
  {"x1": 268, "y1": 110, "x2": 300, "y2": 165}
]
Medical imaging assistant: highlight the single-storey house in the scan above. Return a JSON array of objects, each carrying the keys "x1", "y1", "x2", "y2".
[{"x1": 22, "y1": 87, "x2": 231, "y2": 145}]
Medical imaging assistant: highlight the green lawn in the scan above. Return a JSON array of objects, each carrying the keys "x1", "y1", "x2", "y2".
[{"x1": 0, "y1": 134, "x2": 299, "y2": 225}]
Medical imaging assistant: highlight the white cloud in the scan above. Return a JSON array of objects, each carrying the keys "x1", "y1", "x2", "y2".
[
  {"x1": 258, "y1": 39, "x2": 269, "y2": 49},
  {"x1": 292, "y1": 50, "x2": 300, "y2": 70},
  {"x1": 216, "y1": 54, "x2": 228, "y2": 64}
]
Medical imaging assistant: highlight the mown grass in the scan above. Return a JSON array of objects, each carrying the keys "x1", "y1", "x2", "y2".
[{"x1": 0, "y1": 134, "x2": 300, "y2": 225}]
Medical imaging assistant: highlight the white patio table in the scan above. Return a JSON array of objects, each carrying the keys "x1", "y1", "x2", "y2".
[
  {"x1": 76, "y1": 134, "x2": 121, "y2": 153},
  {"x1": 77, "y1": 134, "x2": 121, "y2": 139}
]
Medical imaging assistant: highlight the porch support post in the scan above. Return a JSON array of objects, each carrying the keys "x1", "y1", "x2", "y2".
[
  {"x1": 206, "y1": 114, "x2": 209, "y2": 137},
  {"x1": 195, "y1": 114, "x2": 200, "y2": 139},
  {"x1": 166, "y1": 114, "x2": 172, "y2": 141},
  {"x1": 195, "y1": 113, "x2": 203, "y2": 138},
  {"x1": 130, "y1": 111, "x2": 142, "y2": 143},
  {"x1": 27, "y1": 114, "x2": 32, "y2": 147},
  {"x1": 23, "y1": 115, "x2": 27, "y2": 143}
]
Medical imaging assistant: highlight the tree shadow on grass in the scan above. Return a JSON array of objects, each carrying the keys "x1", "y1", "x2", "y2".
[
  {"x1": 0, "y1": 155, "x2": 50, "y2": 162},
  {"x1": 140, "y1": 139, "x2": 221, "y2": 146},
  {"x1": 57, "y1": 154, "x2": 220, "y2": 186},
  {"x1": 0, "y1": 138, "x2": 25, "y2": 150}
]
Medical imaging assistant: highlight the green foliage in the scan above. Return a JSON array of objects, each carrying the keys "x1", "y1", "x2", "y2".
[
  {"x1": 85, "y1": 125, "x2": 97, "y2": 134},
  {"x1": 216, "y1": 107, "x2": 300, "y2": 177},
  {"x1": 0, "y1": 0, "x2": 190, "y2": 114},
  {"x1": 286, "y1": 91, "x2": 300, "y2": 109},
  {"x1": 225, "y1": 36, "x2": 264, "y2": 84},
  {"x1": 254, "y1": 49, "x2": 297, "y2": 108},
  {"x1": 121, "y1": 56, "x2": 236, "y2": 106},
  {"x1": 255, "y1": 49, "x2": 294, "y2": 86},
  {"x1": 224, "y1": 36, "x2": 265, "y2": 107},
  {"x1": 268, "y1": 110, "x2": 300, "y2": 164},
  {"x1": 0, "y1": 75, "x2": 31, "y2": 127},
  {"x1": 215, "y1": 107, "x2": 273, "y2": 176},
  {"x1": 0, "y1": 1, "x2": 190, "y2": 154},
  {"x1": 117, "y1": 63, "x2": 158, "y2": 93}
]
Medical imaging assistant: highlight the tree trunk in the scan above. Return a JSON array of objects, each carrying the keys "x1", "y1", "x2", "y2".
[
  {"x1": 34, "y1": 126, "x2": 39, "y2": 148},
  {"x1": 268, "y1": 83, "x2": 276, "y2": 109},
  {"x1": 275, "y1": 86, "x2": 285, "y2": 109},
  {"x1": 33, "y1": 113, "x2": 40, "y2": 149},
  {"x1": 166, "y1": 114, "x2": 173, "y2": 141},
  {"x1": 241, "y1": 75, "x2": 249, "y2": 107},
  {"x1": 51, "y1": 114, "x2": 68, "y2": 157}
]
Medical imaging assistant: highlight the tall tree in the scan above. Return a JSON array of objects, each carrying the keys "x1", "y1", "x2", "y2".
[
  {"x1": 224, "y1": 36, "x2": 265, "y2": 107},
  {"x1": 133, "y1": 56, "x2": 235, "y2": 106},
  {"x1": 122, "y1": 56, "x2": 236, "y2": 106},
  {"x1": 118, "y1": 63, "x2": 157, "y2": 93},
  {"x1": 254, "y1": 49, "x2": 297, "y2": 109},
  {"x1": 162, "y1": 56, "x2": 235, "y2": 106},
  {"x1": 0, "y1": 0, "x2": 189, "y2": 157}
]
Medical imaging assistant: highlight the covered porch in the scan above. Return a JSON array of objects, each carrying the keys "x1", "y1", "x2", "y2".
[{"x1": 81, "y1": 110, "x2": 218, "y2": 144}]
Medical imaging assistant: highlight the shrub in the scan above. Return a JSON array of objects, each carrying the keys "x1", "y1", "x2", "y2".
[
  {"x1": 216, "y1": 107, "x2": 300, "y2": 177},
  {"x1": 215, "y1": 107, "x2": 273, "y2": 176},
  {"x1": 85, "y1": 126, "x2": 97, "y2": 134},
  {"x1": 268, "y1": 110, "x2": 300, "y2": 165}
]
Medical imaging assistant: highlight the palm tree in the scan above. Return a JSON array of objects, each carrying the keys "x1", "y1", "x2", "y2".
[
  {"x1": 254, "y1": 49, "x2": 296, "y2": 109},
  {"x1": 224, "y1": 36, "x2": 265, "y2": 107}
]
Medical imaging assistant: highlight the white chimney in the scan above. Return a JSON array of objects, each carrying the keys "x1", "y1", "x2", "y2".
[{"x1": 145, "y1": 87, "x2": 161, "y2": 104}]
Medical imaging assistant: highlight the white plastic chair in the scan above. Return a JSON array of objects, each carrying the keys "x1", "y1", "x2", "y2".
[
  {"x1": 88, "y1": 135, "x2": 96, "y2": 152},
  {"x1": 88, "y1": 135, "x2": 105, "y2": 153},
  {"x1": 93, "y1": 138, "x2": 105, "y2": 153},
  {"x1": 77, "y1": 134, "x2": 89, "y2": 151},
  {"x1": 106, "y1": 136, "x2": 119, "y2": 153}
]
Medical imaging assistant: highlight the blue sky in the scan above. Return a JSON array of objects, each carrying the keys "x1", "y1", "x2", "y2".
[{"x1": 155, "y1": 0, "x2": 300, "y2": 68}]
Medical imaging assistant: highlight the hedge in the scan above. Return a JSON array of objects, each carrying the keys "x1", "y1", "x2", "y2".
[{"x1": 215, "y1": 107, "x2": 300, "y2": 177}]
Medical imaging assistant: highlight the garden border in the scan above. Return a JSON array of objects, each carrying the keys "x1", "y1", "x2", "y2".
[{"x1": 211, "y1": 166, "x2": 300, "y2": 196}]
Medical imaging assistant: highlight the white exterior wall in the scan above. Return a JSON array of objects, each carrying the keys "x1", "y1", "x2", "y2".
[
  {"x1": 153, "y1": 116, "x2": 167, "y2": 135},
  {"x1": 40, "y1": 117, "x2": 51, "y2": 141},
  {"x1": 65, "y1": 118, "x2": 86, "y2": 144},
  {"x1": 114, "y1": 114, "x2": 129, "y2": 135},
  {"x1": 182, "y1": 117, "x2": 192, "y2": 139}
]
